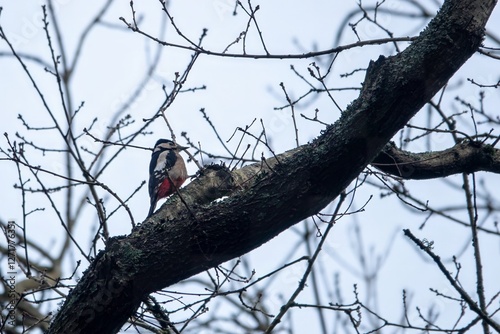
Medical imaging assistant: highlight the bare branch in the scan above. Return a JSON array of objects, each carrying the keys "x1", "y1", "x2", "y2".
[{"x1": 372, "y1": 141, "x2": 500, "y2": 180}]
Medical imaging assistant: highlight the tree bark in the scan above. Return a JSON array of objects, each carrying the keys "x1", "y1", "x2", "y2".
[
  {"x1": 373, "y1": 141, "x2": 500, "y2": 179},
  {"x1": 47, "y1": 0, "x2": 497, "y2": 333}
]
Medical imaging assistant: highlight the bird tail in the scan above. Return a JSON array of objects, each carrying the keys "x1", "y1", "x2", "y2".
[
  {"x1": 147, "y1": 206, "x2": 155, "y2": 218},
  {"x1": 147, "y1": 198, "x2": 157, "y2": 218}
]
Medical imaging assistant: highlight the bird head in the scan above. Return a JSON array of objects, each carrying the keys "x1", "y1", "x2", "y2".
[{"x1": 153, "y1": 139, "x2": 188, "y2": 152}]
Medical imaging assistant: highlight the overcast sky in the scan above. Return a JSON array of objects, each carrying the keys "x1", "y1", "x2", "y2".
[{"x1": 1, "y1": 1, "x2": 499, "y2": 332}]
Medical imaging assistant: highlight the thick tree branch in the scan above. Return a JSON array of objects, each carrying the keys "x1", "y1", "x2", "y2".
[
  {"x1": 372, "y1": 141, "x2": 500, "y2": 179},
  {"x1": 47, "y1": 0, "x2": 497, "y2": 333}
]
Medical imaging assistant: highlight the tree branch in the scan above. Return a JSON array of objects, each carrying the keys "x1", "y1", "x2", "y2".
[
  {"x1": 404, "y1": 229, "x2": 500, "y2": 332},
  {"x1": 372, "y1": 141, "x2": 500, "y2": 179},
  {"x1": 47, "y1": 0, "x2": 497, "y2": 333}
]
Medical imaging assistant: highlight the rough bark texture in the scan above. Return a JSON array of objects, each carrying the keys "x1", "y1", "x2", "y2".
[
  {"x1": 373, "y1": 141, "x2": 500, "y2": 179},
  {"x1": 47, "y1": 0, "x2": 497, "y2": 333}
]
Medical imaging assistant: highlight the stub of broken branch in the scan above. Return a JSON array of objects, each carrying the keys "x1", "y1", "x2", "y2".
[
  {"x1": 150, "y1": 145, "x2": 304, "y2": 221},
  {"x1": 147, "y1": 164, "x2": 235, "y2": 221}
]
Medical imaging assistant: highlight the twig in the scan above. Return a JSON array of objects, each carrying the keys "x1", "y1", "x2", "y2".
[
  {"x1": 403, "y1": 229, "x2": 500, "y2": 332},
  {"x1": 279, "y1": 82, "x2": 299, "y2": 147},
  {"x1": 462, "y1": 172, "x2": 489, "y2": 333},
  {"x1": 117, "y1": 19, "x2": 416, "y2": 59},
  {"x1": 264, "y1": 192, "x2": 347, "y2": 333}
]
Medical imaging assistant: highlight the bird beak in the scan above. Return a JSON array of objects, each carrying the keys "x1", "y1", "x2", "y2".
[{"x1": 176, "y1": 145, "x2": 188, "y2": 151}]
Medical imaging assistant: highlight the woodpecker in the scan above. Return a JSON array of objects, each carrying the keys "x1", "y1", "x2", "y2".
[{"x1": 148, "y1": 139, "x2": 188, "y2": 217}]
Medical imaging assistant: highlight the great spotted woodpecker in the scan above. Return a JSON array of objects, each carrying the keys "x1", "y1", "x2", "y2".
[{"x1": 148, "y1": 139, "x2": 188, "y2": 217}]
